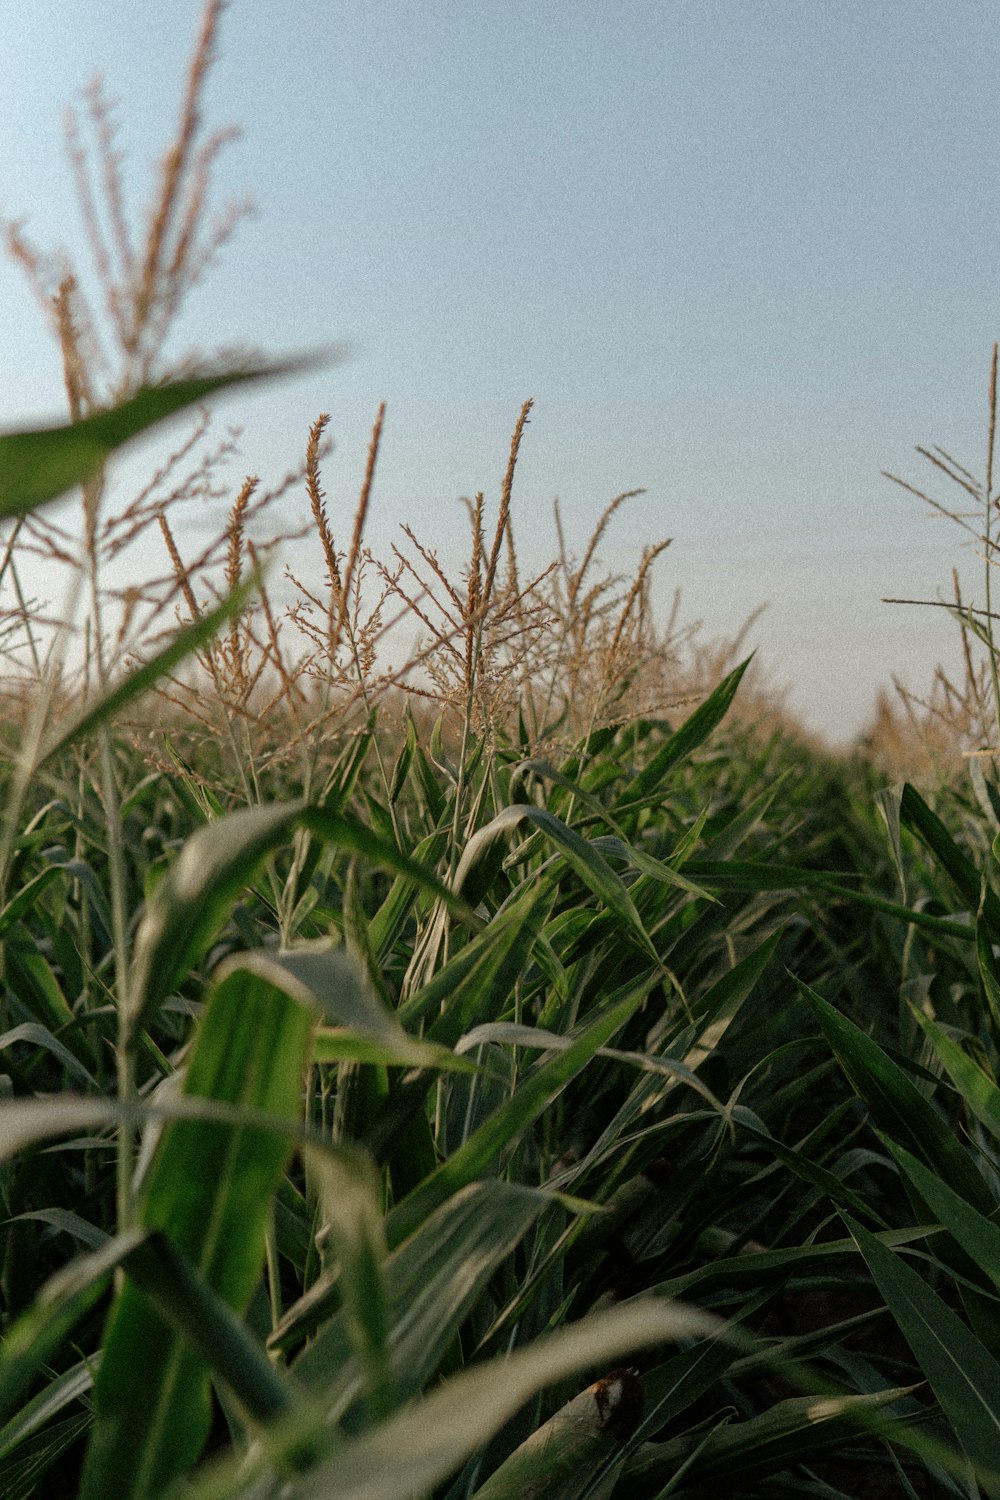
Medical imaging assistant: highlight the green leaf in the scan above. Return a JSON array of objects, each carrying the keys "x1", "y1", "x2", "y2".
[
  {"x1": 0, "y1": 1412, "x2": 92, "y2": 1500},
  {"x1": 117, "y1": 1231, "x2": 307, "y2": 1430},
  {"x1": 397, "y1": 888, "x2": 545, "y2": 1038},
  {"x1": 622, "y1": 1384, "x2": 919, "y2": 1495},
  {"x1": 384, "y1": 984, "x2": 649, "y2": 1249},
  {"x1": 455, "y1": 1021, "x2": 726, "y2": 1115},
  {"x1": 81, "y1": 965, "x2": 315, "y2": 1500},
  {"x1": 220, "y1": 946, "x2": 470, "y2": 1073},
  {"x1": 174, "y1": 1300, "x2": 724, "y2": 1500},
  {"x1": 0, "y1": 359, "x2": 321, "y2": 516},
  {"x1": 617, "y1": 657, "x2": 752, "y2": 810},
  {"x1": 977, "y1": 914, "x2": 1000, "y2": 1039},
  {"x1": 875, "y1": 783, "x2": 908, "y2": 901},
  {"x1": 310, "y1": 1031, "x2": 471, "y2": 1071},
  {"x1": 6, "y1": 1207, "x2": 107, "y2": 1251},
  {"x1": 297, "y1": 807, "x2": 474, "y2": 923},
  {"x1": 888, "y1": 1141, "x2": 1000, "y2": 1291},
  {"x1": 0, "y1": 1022, "x2": 97, "y2": 1089},
  {"x1": 0, "y1": 1357, "x2": 95, "y2": 1464},
  {"x1": 796, "y1": 978, "x2": 996, "y2": 1215},
  {"x1": 913, "y1": 1008, "x2": 1000, "y2": 1146},
  {"x1": 286, "y1": 1182, "x2": 548, "y2": 1398},
  {"x1": 471, "y1": 1368, "x2": 646, "y2": 1499},
  {"x1": 129, "y1": 801, "x2": 475, "y2": 1043},
  {"x1": 0, "y1": 1095, "x2": 120, "y2": 1167},
  {"x1": 901, "y1": 782, "x2": 1000, "y2": 934},
  {"x1": 0, "y1": 1093, "x2": 315, "y2": 1170},
  {"x1": 686, "y1": 928, "x2": 782, "y2": 1044},
  {"x1": 40, "y1": 575, "x2": 262, "y2": 767},
  {"x1": 732, "y1": 1106, "x2": 887, "y2": 1222},
  {"x1": 591, "y1": 834, "x2": 718, "y2": 902},
  {"x1": 388, "y1": 709, "x2": 417, "y2": 804},
  {"x1": 300, "y1": 1143, "x2": 393, "y2": 1424},
  {"x1": 127, "y1": 800, "x2": 304, "y2": 1040},
  {"x1": 648, "y1": 1225, "x2": 941, "y2": 1303},
  {"x1": 845, "y1": 1212, "x2": 1000, "y2": 1482},
  {"x1": 453, "y1": 805, "x2": 655, "y2": 957},
  {"x1": 0, "y1": 1231, "x2": 146, "y2": 1427},
  {"x1": 0, "y1": 868, "x2": 70, "y2": 940}
]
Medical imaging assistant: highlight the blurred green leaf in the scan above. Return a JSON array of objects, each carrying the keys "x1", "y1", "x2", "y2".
[
  {"x1": 0, "y1": 1230, "x2": 146, "y2": 1426},
  {"x1": 0, "y1": 1022, "x2": 97, "y2": 1089},
  {"x1": 40, "y1": 575, "x2": 261, "y2": 769},
  {"x1": 219, "y1": 947, "x2": 470, "y2": 1073},
  {"x1": 471, "y1": 1367, "x2": 646, "y2": 1499},
  {"x1": 288, "y1": 1181, "x2": 550, "y2": 1422},
  {"x1": 301, "y1": 1143, "x2": 393, "y2": 1424},
  {"x1": 622, "y1": 1384, "x2": 919, "y2": 1496},
  {"x1": 177, "y1": 1300, "x2": 724, "y2": 1500},
  {"x1": 127, "y1": 800, "x2": 304, "y2": 1039},
  {"x1": 0, "y1": 359, "x2": 324, "y2": 516},
  {"x1": 81, "y1": 965, "x2": 315, "y2": 1499}
]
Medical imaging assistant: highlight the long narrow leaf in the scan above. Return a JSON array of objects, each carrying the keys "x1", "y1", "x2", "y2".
[
  {"x1": 300, "y1": 1143, "x2": 393, "y2": 1424},
  {"x1": 0, "y1": 1231, "x2": 147, "y2": 1426},
  {"x1": 913, "y1": 1008, "x2": 1000, "y2": 1145},
  {"x1": 618, "y1": 657, "x2": 752, "y2": 809},
  {"x1": 40, "y1": 575, "x2": 260, "y2": 769},
  {"x1": 901, "y1": 782, "x2": 1000, "y2": 934},
  {"x1": 845, "y1": 1213, "x2": 1000, "y2": 1482},
  {"x1": 385, "y1": 985, "x2": 649, "y2": 1248},
  {"x1": 0, "y1": 359, "x2": 323, "y2": 516},
  {"x1": 81, "y1": 966, "x2": 315, "y2": 1499},
  {"x1": 797, "y1": 979, "x2": 996, "y2": 1214},
  {"x1": 453, "y1": 805, "x2": 655, "y2": 956},
  {"x1": 888, "y1": 1141, "x2": 1000, "y2": 1290},
  {"x1": 174, "y1": 1300, "x2": 724, "y2": 1500},
  {"x1": 127, "y1": 800, "x2": 305, "y2": 1039},
  {"x1": 289, "y1": 1182, "x2": 550, "y2": 1423}
]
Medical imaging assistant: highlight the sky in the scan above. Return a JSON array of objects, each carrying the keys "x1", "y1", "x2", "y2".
[{"x1": 2, "y1": 0, "x2": 1000, "y2": 743}]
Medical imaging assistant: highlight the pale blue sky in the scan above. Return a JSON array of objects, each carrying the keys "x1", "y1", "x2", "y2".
[{"x1": 3, "y1": 0, "x2": 999, "y2": 741}]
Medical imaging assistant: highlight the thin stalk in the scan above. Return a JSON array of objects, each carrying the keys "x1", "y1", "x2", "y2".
[
  {"x1": 107, "y1": 728, "x2": 137, "y2": 1231},
  {"x1": 986, "y1": 343, "x2": 1000, "y2": 744},
  {"x1": 0, "y1": 556, "x2": 85, "y2": 914},
  {"x1": 85, "y1": 474, "x2": 138, "y2": 1229},
  {"x1": 265, "y1": 1215, "x2": 283, "y2": 1332}
]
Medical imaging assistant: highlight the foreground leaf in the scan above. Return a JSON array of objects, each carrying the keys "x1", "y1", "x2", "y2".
[
  {"x1": 0, "y1": 359, "x2": 320, "y2": 516},
  {"x1": 176, "y1": 1300, "x2": 724, "y2": 1500},
  {"x1": 81, "y1": 966, "x2": 315, "y2": 1499},
  {"x1": 287, "y1": 1182, "x2": 551, "y2": 1414}
]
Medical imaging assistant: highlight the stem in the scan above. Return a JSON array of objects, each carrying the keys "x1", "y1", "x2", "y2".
[{"x1": 985, "y1": 343, "x2": 1000, "y2": 745}]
